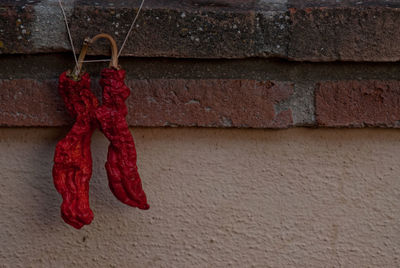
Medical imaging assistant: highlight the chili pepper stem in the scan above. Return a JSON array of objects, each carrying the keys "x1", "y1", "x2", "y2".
[
  {"x1": 70, "y1": 33, "x2": 120, "y2": 81},
  {"x1": 70, "y1": 37, "x2": 91, "y2": 80}
]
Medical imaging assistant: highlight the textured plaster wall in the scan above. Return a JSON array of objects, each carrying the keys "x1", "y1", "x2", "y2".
[{"x1": 0, "y1": 128, "x2": 399, "y2": 267}]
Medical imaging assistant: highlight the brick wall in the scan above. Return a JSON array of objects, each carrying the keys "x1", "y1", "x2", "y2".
[{"x1": 2, "y1": 0, "x2": 400, "y2": 129}]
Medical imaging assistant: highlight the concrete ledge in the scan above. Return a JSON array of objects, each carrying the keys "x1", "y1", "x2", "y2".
[{"x1": 2, "y1": 0, "x2": 400, "y2": 61}]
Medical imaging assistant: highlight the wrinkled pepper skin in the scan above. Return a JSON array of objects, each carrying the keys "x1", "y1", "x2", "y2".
[
  {"x1": 53, "y1": 72, "x2": 99, "y2": 229},
  {"x1": 96, "y1": 68, "x2": 149, "y2": 210}
]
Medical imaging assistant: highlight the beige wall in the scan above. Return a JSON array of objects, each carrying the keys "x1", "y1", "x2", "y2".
[{"x1": 0, "y1": 128, "x2": 399, "y2": 267}]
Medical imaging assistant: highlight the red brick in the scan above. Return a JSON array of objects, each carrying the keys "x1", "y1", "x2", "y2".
[
  {"x1": 126, "y1": 79, "x2": 293, "y2": 128},
  {"x1": 0, "y1": 78, "x2": 294, "y2": 128},
  {"x1": 0, "y1": 79, "x2": 70, "y2": 126},
  {"x1": 316, "y1": 80, "x2": 400, "y2": 127}
]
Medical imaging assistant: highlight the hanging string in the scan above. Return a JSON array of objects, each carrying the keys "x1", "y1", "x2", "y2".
[
  {"x1": 82, "y1": 0, "x2": 145, "y2": 63},
  {"x1": 58, "y1": 0, "x2": 145, "y2": 66},
  {"x1": 58, "y1": 0, "x2": 78, "y2": 68},
  {"x1": 118, "y1": 0, "x2": 145, "y2": 57},
  {"x1": 83, "y1": 59, "x2": 111, "y2": 63}
]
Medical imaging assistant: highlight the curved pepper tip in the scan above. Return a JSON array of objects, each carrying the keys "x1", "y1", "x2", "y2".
[{"x1": 140, "y1": 203, "x2": 150, "y2": 210}]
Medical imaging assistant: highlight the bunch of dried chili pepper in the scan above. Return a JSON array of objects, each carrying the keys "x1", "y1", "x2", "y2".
[{"x1": 53, "y1": 34, "x2": 149, "y2": 229}]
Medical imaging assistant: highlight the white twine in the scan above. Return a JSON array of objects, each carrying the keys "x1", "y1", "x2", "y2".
[
  {"x1": 118, "y1": 0, "x2": 145, "y2": 57},
  {"x1": 58, "y1": 0, "x2": 78, "y2": 68},
  {"x1": 83, "y1": 59, "x2": 111, "y2": 63},
  {"x1": 58, "y1": 0, "x2": 146, "y2": 66}
]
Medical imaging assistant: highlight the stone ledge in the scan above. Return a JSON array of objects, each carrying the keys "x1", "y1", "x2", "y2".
[{"x1": 1, "y1": 0, "x2": 400, "y2": 61}]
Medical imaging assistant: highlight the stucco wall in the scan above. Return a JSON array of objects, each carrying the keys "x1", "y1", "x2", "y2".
[{"x1": 1, "y1": 128, "x2": 399, "y2": 267}]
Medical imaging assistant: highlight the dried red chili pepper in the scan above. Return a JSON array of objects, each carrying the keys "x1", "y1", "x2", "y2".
[
  {"x1": 53, "y1": 71, "x2": 98, "y2": 229},
  {"x1": 53, "y1": 34, "x2": 149, "y2": 229},
  {"x1": 96, "y1": 67, "x2": 149, "y2": 210}
]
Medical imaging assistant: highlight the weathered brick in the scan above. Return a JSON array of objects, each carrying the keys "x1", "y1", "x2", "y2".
[
  {"x1": 288, "y1": 7, "x2": 400, "y2": 62},
  {"x1": 0, "y1": 79, "x2": 71, "y2": 126},
  {"x1": 0, "y1": 1, "x2": 36, "y2": 54},
  {"x1": 288, "y1": 0, "x2": 400, "y2": 8},
  {"x1": 126, "y1": 79, "x2": 293, "y2": 128},
  {"x1": 315, "y1": 80, "x2": 400, "y2": 127},
  {"x1": 69, "y1": 4, "x2": 258, "y2": 58},
  {"x1": 0, "y1": 78, "x2": 294, "y2": 128}
]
